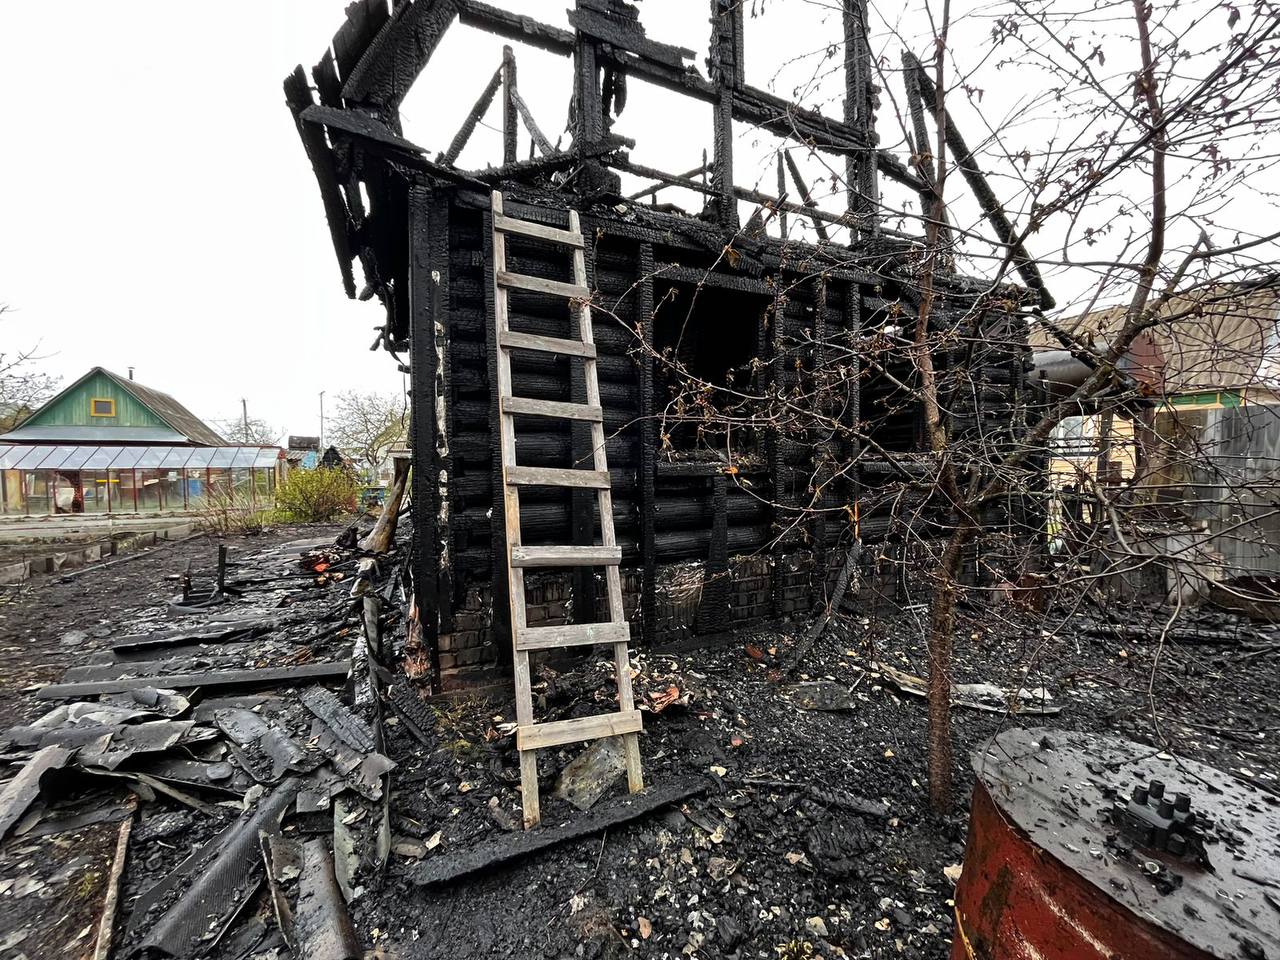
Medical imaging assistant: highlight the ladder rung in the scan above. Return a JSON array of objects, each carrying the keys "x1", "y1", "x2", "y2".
[
  {"x1": 511, "y1": 545, "x2": 621, "y2": 568},
  {"x1": 516, "y1": 621, "x2": 630, "y2": 651},
  {"x1": 497, "y1": 270, "x2": 590, "y2": 300},
  {"x1": 494, "y1": 213, "x2": 584, "y2": 248},
  {"x1": 518, "y1": 710, "x2": 643, "y2": 752},
  {"x1": 499, "y1": 330, "x2": 596, "y2": 359},
  {"x1": 503, "y1": 396, "x2": 602, "y2": 422},
  {"x1": 506, "y1": 466, "x2": 611, "y2": 489}
]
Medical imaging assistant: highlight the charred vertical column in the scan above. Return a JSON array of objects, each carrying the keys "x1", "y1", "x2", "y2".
[
  {"x1": 811, "y1": 277, "x2": 830, "y2": 608},
  {"x1": 709, "y1": 0, "x2": 743, "y2": 229},
  {"x1": 408, "y1": 181, "x2": 442, "y2": 690},
  {"x1": 572, "y1": 2, "x2": 613, "y2": 192},
  {"x1": 843, "y1": 0, "x2": 878, "y2": 236},
  {"x1": 638, "y1": 242, "x2": 657, "y2": 645},
  {"x1": 696, "y1": 473, "x2": 732, "y2": 634},
  {"x1": 502, "y1": 45, "x2": 518, "y2": 164}
]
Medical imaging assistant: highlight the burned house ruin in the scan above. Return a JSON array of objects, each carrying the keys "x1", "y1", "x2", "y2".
[{"x1": 287, "y1": 0, "x2": 1048, "y2": 693}]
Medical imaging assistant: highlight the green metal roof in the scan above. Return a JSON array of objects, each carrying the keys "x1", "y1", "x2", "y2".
[{"x1": 3, "y1": 367, "x2": 225, "y2": 446}]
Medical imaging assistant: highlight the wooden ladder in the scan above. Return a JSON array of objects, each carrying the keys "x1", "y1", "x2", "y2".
[{"x1": 490, "y1": 190, "x2": 644, "y2": 828}]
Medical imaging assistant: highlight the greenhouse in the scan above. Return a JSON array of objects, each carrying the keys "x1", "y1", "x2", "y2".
[{"x1": 0, "y1": 444, "x2": 283, "y2": 516}]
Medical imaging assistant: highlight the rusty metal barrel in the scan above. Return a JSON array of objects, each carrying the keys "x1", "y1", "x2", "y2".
[{"x1": 952, "y1": 728, "x2": 1280, "y2": 960}]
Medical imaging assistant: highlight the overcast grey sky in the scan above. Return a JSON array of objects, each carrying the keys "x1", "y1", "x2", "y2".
[{"x1": 3, "y1": 1, "x2": 1274, "y2": 441}]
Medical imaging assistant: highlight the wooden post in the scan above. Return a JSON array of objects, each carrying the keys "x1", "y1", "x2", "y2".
[
  {"x1": 408, "y1": 182, "x2": 444, "y2": 692},
  {"x1": 708, "y1": 0, "x2": 742, "y2": 228},
  {"x1": 638, "y1": 242, "x2": 657, "y2": 645},
  {"x1": 502, "y1": 45, "x2": 518, "y2": 165},
  {"x1": 844, "y1": 0, "x2": 878, "y2": 236}
]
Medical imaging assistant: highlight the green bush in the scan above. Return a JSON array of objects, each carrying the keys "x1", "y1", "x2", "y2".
[{"x1": 273, "y1": 467, "x2": 359, "y2": 523}]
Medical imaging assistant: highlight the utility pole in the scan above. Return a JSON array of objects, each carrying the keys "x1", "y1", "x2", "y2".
[
  {"x1": 241, "y1": 398, "x2": 249, "y2": 442},
  {"x1": 319, "y1": 391, "x2": 326, "y2": 449}
]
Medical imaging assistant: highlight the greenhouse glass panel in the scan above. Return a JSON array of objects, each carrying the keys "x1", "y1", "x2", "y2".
[
  {"x1": 161, "y1": 448, "x2": 194, "y2": 469},
  {"x1": 134, "y1": 447, "x2": 167, "y2": 468},
  {"x1": 111, "y1": 447, "x2": 146, "y2": 469},
  {"x1": 25, "y1": 472, "x2": 50, "y2": 515},
  {"x1": 185, "y1": 448, "x2": 215, "y2": 469},
  {"x1": 231, "y1": 448, "x2": 259, "y2": 467},
  {"x1": 59, "y1": 447, "x2": 96, "y2": 471},
  {"x1": 209, "y1": 447, "x2": 238, "y2": 468},
  {"x1": 82, "y1": 472, "x2": 109, "y2": 512},
  {"x1": 15, "y1": 446, "x2": 57, "y2": 470},
  {"x1": 85, "y1": 447, "x2": 123, "y2": 470},
  {"x1": 137, "y1": 470, "x2": 163, "y2": 511},
  {"x1": 254, "y1": 449, "x2": 282, "y2": 469},
  {"x1": 0, "y1": 446, "x2": 22, "y2": 469}
]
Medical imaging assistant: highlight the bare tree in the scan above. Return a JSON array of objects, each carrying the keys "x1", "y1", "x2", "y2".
[
  {"x1": 0, "y1": 305, "x2": 60, "y2": 433},
  {"x1": 214, "y1": 413, "x2": 280, "y2": 446},
  {"x1": 327, "y1": 390, "x2": 408, "y2": 478}
]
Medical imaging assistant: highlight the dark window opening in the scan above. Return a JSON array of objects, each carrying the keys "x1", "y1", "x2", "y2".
[{"x1": 653, "y1": 281, "x2": 767, "y2": 457}]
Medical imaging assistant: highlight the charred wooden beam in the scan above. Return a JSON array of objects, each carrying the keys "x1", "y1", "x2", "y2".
[
  {"x1": 342, "y1": 0, "x2": 460, "y2": 111},
  {"x1": 511, "y1": 88, "x2": 554, "y2": 157},
  {"x1": 441, "y1": 65, "x2": 504, "y2": 166},
  {"x1": 906, "y1": 53, "x2": 1054, "y2": 309},
  {"x1": 457, "y1": 0, "x2": 577, "y2": 55},
  {"x1": 568, "y1": 5, "x2": 696, "y2": 71},
  {"x1": 783, "y1": 150, "x2": 830, "y2": 242},
  {"x1": 708, "y1": 0, "x2": 741, "y2": 227},
  {"x1": 843, "y1": 0, "x2": 879, "y2": 234},
  {"x1": 284, "y1": 67, "x2": 357, "y2": 298},
  {"x1": 408, "y1": 182, "x2": 443, "y2": 691},
  {"x1": 502, "y1": 45, "x2": 519, "y2": 164},
  {"x1": 627, "y1": 157, "x2": 710, "y2": 202},
  {"x1": 901, "y1": 52, "x2": 954, "y2": 256}
]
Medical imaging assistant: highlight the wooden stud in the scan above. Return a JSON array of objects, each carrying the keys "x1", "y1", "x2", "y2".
[
  {"x1": 516, "y1": 621, "x2": 630, "y2": 651},
  {"x1": 505, "y1": 465, "x2": 611, "y2": 489},
  {"x1": 496, "y1": 270, "x2": 590, "y2": 300},
  {"x1": 493, "y1": 213, "x2": 584, "y2": 248},
  {"x1": 518, "y1": 710, "x2": 643, "y2": 752},
  {"x1": 502, "y1": 396, "x2": 603, "y2": 422},
  {"x1": 511, "y1": 545, "x2": 621, "y2": 567},
  {"x1": 498, "y1": 329, "x2": 596, "y2": 358}
]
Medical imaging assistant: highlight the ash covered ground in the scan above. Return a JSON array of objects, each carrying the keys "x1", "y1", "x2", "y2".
[{"x1": 1, "y1": 532, "x2": 1277, "y2": 959}]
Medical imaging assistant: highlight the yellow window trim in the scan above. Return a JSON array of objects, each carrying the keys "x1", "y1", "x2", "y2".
[{"x1": 90, "y1": 397, "x2": 116, "y2": 417}]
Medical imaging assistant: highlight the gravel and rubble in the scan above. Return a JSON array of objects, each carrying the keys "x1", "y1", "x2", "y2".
[{"x1": 1, "y1": 527, "x2": 1278, "y2": 959}]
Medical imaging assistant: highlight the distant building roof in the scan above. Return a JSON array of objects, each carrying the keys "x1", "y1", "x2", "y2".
[
  {"x1": 0, "y1": 425, "x2": 190, "y2": 444},
  {"x1": 1031, "y1": 280, "x2": 1280, "y2": 394},
  {"x1": 0, "y1": 367, "x2": 226, "y2": 446},
  {"x1": 289, "y1": 435, "x2": 321, "y2": 451}
]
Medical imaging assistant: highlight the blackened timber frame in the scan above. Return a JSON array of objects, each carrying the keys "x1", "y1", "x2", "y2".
[{"x1": 408, "y1": 181, "x2": 444, "y2": 690}]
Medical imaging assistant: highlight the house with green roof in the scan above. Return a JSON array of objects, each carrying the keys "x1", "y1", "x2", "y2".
[{"x1": 0, "y1": 368, "x2": 281, "y2": 515}]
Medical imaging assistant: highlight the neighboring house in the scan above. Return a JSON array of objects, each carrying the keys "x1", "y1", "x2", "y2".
[
  {"x1": 1033, "y1": 280, "x2": 1280, "y2": 575},
  {"x1": 0, "y1": 367, "x2": 282, "y2": 516},
  {"x1": 285, "y1": 435, "x2": 321, "y2": 472}
]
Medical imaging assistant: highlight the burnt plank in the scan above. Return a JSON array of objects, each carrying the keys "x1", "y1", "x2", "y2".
[
  {"x1": 341, "y1": 0, "x2": 460, "y2": 109},
  {"x1": 410, "y1": 777, "x2": 709, "y2": 885},
  {"x1": 36, "y1": 662, "x2": 352, "y2": 700},
  {"x1": 284, "y1": 66, "x2": 356, "y2": 298}
]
